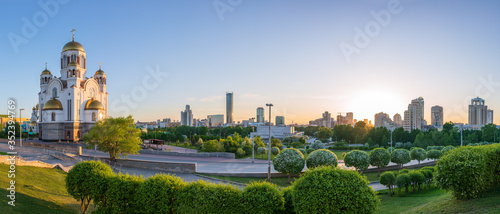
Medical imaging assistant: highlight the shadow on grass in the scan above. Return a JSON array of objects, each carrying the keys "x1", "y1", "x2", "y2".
[{"x1": 0, "y1": 188, "x2": 74, "y2": 214}]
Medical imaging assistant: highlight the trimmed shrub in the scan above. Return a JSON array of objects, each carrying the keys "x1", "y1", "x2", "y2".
[
  {"x1": 420, "y1": 169, "x2": 433, "y2": 188},
  {"x1": 399, "y1": 169, "x2": 410, "y2": 174},
  {"x1": 242, "y1": 181, "x2": 284, "y2": 214},
  {"x1": 257, "y1": 147, "x2": 267, "y2": 158},
  {"x1": 65, "y1": 161, "x2": 114, "y2": 213},
  {"x1": 369, "y1": 148, "x2": 391, "y2": 176},
  {"x1": 306, "y1": 149, "x2": 338, "y2": 169},
  {"x1": 391, "y1": 149, "x2": 411, "y2": 168},
  {"x1": 395, "y1": 174, "x2": 411, "y2": 194},
  {"x1": 202, "y1": 140, "x2": 224, "y2": 152},
  {"x1": 298, "y1": 148, "x2": 306, "y2": 155},
  {"x1": 272, "y1": 147, "x2": 281, "y2": 156},
  {"x1": 427, "y1": 146, "x2": 445, "y2": 151},
  {"x1": 426, "y1": 149, "x2": 443, "y2": 160},
  {"x1": 310, "y1": 140, "x2": 326, "y2": 150},
  {"x1": 410, "y1": 147, "x2": 427, "y2": 165},
  {"x1": 408, "y1": 171, "x2": 425, "y2": 192},
  {"x1": 278, "y1": 186, "x2": 294, "y2": 214},
  {"x1": 387, "y1": 147, "x2": 394, "y2": 153},
  {"x1": 441, "y1": 145, "x2": 455, "y2": 154},
  {"x1": 292, "y1": 166, "x2": 379, "y2": 214},
  {"x1": 177, "y1": 180, "x2": 243, "y2": 214},
  {"x1": 236, "y1": 148, "x2": 246, "y2": 157},
  {"x1": 96, "y1": 173, "x2": 144, "y2": 214},
  {"x1": 380, "y1": 171, "x2": 396, "y2": 196},
  {"x1": 421, "y1": 166, "x2": 435, "y2": 173},
  {"x1": 273, "y1": 148, "x2": 305, "y2": 183},
  {"x1": 436, "y1": 144, "x2": 500, "y2": 199},
  {"x1": 306, "y1": 148, "x2": 315, "y2": 154},
  {"x1": 135, "y1": 174, "x2": 186, "y2": 213},
  {"x1": 344, "y1": 150, "x2": 370, "y2": 171}
]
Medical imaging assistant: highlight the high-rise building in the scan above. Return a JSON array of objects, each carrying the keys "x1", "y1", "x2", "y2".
[
  {"x1": 276, "y1": 116, "x2": 285, "y2": 126},
  {"x1": 393, "y1": 113, "x2": 402, "y2": 126},
  {"x1": 226, "y1": 92, "x2": 233, "y2": 124},
  {"x1": 257, "y1": 107, "x2": 264, "y2": 123},
  {"x1": 487, "y1": 109, "x2": 494, "y2": 124},
  {"x1": 207, "y1": 114, "x2": 224, "y2": 127},
  {"x1": 468, "y1": 97, "x2": 489, "y2": 125},
  {"x1": 346, "y1": 112, "x2": 354, "y2": 125},
  {"x1": 181, "y1": 105, "x2": 193, "y2": 126},
  {"x1": 431, "y1": 105, "x2": 444, "y2": 127},
  {"x1": 403, "y1": 97, "x2": 425, "y2": 131},
  {"x1": 322, "y1": 111, "x2": 332, "y2": 128},
  {"x1": 374, "y1": 112, "x2": 395, "y2": 128}
]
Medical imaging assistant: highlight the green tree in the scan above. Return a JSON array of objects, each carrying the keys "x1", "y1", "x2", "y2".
[
  {"x1": 369, "y1": 148, "x2": 391, "y2": 176},
  {"x1": 413, "y1": 132, "x2": 427, "y2": 148},
  {"x1": 271, "y1": 138, "x2": 283, "y2": 150},
  {"x1": 273, "y1": 148, "x2": 305, "y2": 183},
  {"x1": 410, "y1": 147, "x2": 427, "y2": 165},
  {"x1": 344, "y1": 150, "x2": 370, "y2": 171},
  {"x1": 380, "y1": 171, "x2": 396, "y2": 196},
  {"x1": 317, "y1": 127, "x2": 332, "y2": 142},
  {"x1": 481, "y1": 123, "x2": 498, "y2": 142},
  {"x1": 83, "y1": 116, "x2": 142, "y2": 162},
  {"x1": 257, "y1": 147, "x2": 267, "y2": 158},
  {"x1": 391, "y1": 149, "x2": 411, "y2": 169},
  {"x1": 306, "y1": 149, "x2": 338, "y2": 169},
  {"x1": 201, "y1": 140, "x2": 223, "y2": 152}
]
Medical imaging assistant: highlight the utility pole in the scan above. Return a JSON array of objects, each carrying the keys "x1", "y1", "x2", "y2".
[{"x1": 266, "y1": 103, "x2": 273, "y2": 181}]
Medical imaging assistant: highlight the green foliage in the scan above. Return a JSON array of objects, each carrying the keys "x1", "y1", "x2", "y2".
[
  {"x1": 254, "y1": 136, "x2": 265, "y2": 150},
  {"x1": 292, "y1": 141, "x2": 304, "y2": 149},
  {"x1": 201, "y1": 140, "x2": 224, "y2": 152},
  {"x1": 409, "y1": 171, "x2": 425, "y2": 191},
  {"x1": 292, "y1": 166, "x2": 379, "y2": 214},
  {"x1": 236, "y1": 148, "x2": 246, "y2": 157},
  {"x1": 273, "y1": 149, "x2": 305, "y2": 182},
  {"x1": 421, "y1": 166, "x2": 435, "y2": 173},
  {"x1": 310, "y1": 140, "x2": 326, "y2": 150},
  {"x1": 194, "y1": 138, "x2": 204, "y2": 147},
  {"x1": 135, "y1": 174, "x2": 186, "y2": 213},
  {"x1": 96, "y1": 173, "x2": 144, "y2": 214},
  {"x1": 427, "y1": 146, "x2": 445, "y2": 151},
  {"x1": 435, "y1": 144, "x2": 500, "y2": 200},
  {"x1": 272, "y1": 138, "x2": 284, "y2": 150},
  {"x1": 317, "y1": 127, "x2": 333, "y2": 142},
  {"x1": 410, "y1": 147, "x2": 427, "y2": 164},
  {"x1": 305, "y1": 148, "x2": 315, "y2": 154},
  {"x1": 271, "y1": 147, "x2": 280, "y2": 155},
  {"x1": 391, "y1": 149, "x2": 411, "y2": 168},
  {"x1": 426, "y1": 149, "x2": 443, "y2": 160},
  {"x1": 395, "y1": 174, "x2": 411, "y2": 194},
  {"x1": 306, "y1": 149, "x2": 338, "y2": 169},
  {"x1": 84, "y1": 116, "x2": 142, "y2": 162},
  {"x1": 242, "y1": 182, "x2": 284, "y2": 214},
  {"x1": 177, "y1": 180, "x2": 243, "y2": 214},
  {"x1": 257, "y1": 147, "x2": 267, "y2": 158},
  {"x1": 441, "y1": 145, "x2": 455, "y2": 154},
  {"x1": 65, "y1": 161, "x2": 114, "y2": 213},
  {"x1": 344, "y1": 150, "x2": 370, "y2": 170},
  {"x1": 369, "y1": 148, "x2": 391, "y2": 175},
  {"x1": 380, "y1": 171, "x2": 396, "y2": 195},
  {"x1": 298, "y1": 148, "x2": 306, "y2": 155},
  {"x1": 277, "y1": 186, "x2": 295, "y2": 214}
]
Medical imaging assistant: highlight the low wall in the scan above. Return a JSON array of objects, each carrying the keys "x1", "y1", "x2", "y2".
[
  {"x1": 139, "y1": 150, "x2": 235, "y2": 159},
  {"x1": 0, "y1": 155, "x2": 73, "y2": 172},
  {"x1": 80, "y1": 155, "x2": 197, "y2": 174}
]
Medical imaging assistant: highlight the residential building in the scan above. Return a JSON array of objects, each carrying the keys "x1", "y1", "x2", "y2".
[
  {"x1": 468, "y1": 97, "x2": 489, "y2": 125},
  {"x1": 181, "y1": 105, "x2": 193, "y2": 126},
  {"x1": 403, "y1": 97, "x2": 425, "y2": 131},
  {"x1": 393, "y1": 113, "x2": 402, "y2": 126},
  {"x1": 431, "y1": 105, "x2": 444, "y2": 127},
  {"x1": 256, "y1": 107, "x2": 264, "y2": 123},
  {"x1": 374, "y1": 112, "x2": 397, "y2": 128},
  {"x1": 275, "y1": 116, "x2": 285, "y2": 126},
  {"x1": 226, "y1": 92, "x2": 233, "y2": 124},
  {"x1": 487, "y1": 110, "x2": 494, "y2": 124},
  {"x1": 207, "y1": 114, "x2": 224, "y2": 127}
]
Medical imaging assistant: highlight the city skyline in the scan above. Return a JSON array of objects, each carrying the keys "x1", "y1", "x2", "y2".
[{"x1": 2, "y1": 1, "x2": 500, "y2": 125}]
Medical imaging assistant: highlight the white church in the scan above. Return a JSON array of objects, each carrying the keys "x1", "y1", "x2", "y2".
[{"x1": 37, "y1": 32, "x2": 108, "y2": 142}]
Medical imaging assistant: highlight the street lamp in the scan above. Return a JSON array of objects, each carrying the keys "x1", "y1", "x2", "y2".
[
  {"x1": 390, "y1": 126, "x2": 394, "y2": 151},
  {"x1": 19, "y1": 108, "x2": 25, "y2": 147},
  {"x1": 266, "y1": 103, "x2": 273, "y2": 181},
  {"x1": 250, "y1": 117, "x2": 255, "y2": 164}
]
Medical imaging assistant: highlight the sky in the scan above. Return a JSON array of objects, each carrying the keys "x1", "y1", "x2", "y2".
[{"x1": 1, "y1": 0, "x2": 500, "y2": 125}]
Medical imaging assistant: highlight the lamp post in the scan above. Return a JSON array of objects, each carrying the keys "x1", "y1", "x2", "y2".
[
  {"x1": 250, "y1": 117, "x2": 255, "y2": 164},
  {"x1": 266, "y1": 103, "x2": 273, "y2": 181},
  {"x1": 19, "y1": 108, "x2": 25, "y2": 147},
  {"x1": 390, "y1": 126, "x2": 394, "y2": 151}
]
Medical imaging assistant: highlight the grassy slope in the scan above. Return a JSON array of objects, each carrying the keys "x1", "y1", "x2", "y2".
[{"x1": 0, "y1": 164, "x2": 79, "y2": 214}]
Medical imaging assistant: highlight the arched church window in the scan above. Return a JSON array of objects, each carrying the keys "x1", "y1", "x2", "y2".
[
  {"x1": 52, "y1": 88, "x2": 57, "y2": 98},
  {"x1": 51, "y1": 112, "x2": 56, "y2": 121},
  {"x1": 92, "y1": 112, "x2": 96, "y2": 121}
]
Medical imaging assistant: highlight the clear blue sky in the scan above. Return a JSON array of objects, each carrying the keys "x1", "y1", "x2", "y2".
[{"x1": 1, "y1": 0, "x2": 500, "y2": 124}]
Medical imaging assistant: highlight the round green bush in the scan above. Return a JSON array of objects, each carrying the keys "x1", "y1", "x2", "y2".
[
  {"x1": 279, "y1": 186, "x2": 294, "y2": 214},
  {"x1": 379, "y1": 171, "x2": 396, "y2": 195},
  {"x1": 410, "y1": 147, "x2": 427, "y2": 164},
  {"x1": 298, "y1": 148, "x2": 306, "y2": 155},
  {"x1": 391, "y1": 149, "x2": 411, "y2": 168},
  {"x1": 306, "y1": 148, "x2": 315, "y2": 154},
  {"x1": 242, "y1": 181, "x2": 284, "y2": 214},
  {"x1": 96, "y1": 173, "x2": 144, "y2": 214},
  {"x1": 441, "y1": 145, "x2": 455, "y2": 154},
  {"x1": 306, "y1": 149, "x2": 338, "y2": 169},
  {"x1": 421, "y1": 166, "x2": 435, "y2": 173},
  {"x1": 271, "y1": 147, "x2": 280, "y2": 155},
  {"x1": 310, "y1": 140, "x2": 326, "y2": 150},
  {"x1": 236, "y1": 148, "x2": 246, "y2": 157},
  {"x1": 344, "y1": 150, "x2": 370, "y2": 170},
  {"x1": 65, "y1": 161, "x2": 114, "y2": 213},
  {"x1": 395, "y1": 174, "x2": 411, "y2": 194},
  {"x1": 426, "y1": 149, "x2": 443, "y2": 160},
  {"x1": 135, "y1": 174, "x2": 186, "y2": 213},
  {"x1": 419, "y1": 169, "x2": 433, "y2": 187},
  {"x1": 273, "y1": 148, "x2": 305, "y2": 182},
  {"x1": 408, "y1": 171, "x2": 425, "y2": 191},
  {"x1": 369, "y1": 148, "x2": 391, "y2": 176},
  {"x1": 292, "y1": 166, "x2": 379, "y2": 214},
  {"x1": 177, "y1": 180, "x2": 243, "y2": 214},
  {"x1": 257, "y1": 147, "x2": 267, "y2": 158}
]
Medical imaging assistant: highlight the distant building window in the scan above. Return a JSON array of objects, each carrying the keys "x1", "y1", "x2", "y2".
[
  {"x1": 51, "y1": 112, "x2": 56, "y2": 121},
  {"x1": 92, "y1": 112, "x2": 96, "y2": 121}
]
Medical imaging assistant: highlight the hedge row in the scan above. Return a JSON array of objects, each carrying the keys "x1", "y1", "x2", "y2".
[
  {"x1": 380, "y1": 167, "x2": 434, "y2": 196},
  {"x1": 66, "y1": 161, "x2": 379, "y2": 214},
  {"x1": 435, "y1": 143, "x2": 500, "y2": 199}
]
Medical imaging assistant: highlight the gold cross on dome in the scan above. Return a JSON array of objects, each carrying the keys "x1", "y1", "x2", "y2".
[
  {"x1": 99, "y1": 62, "x2": 101, "y2": 69},
  {"x1": 71, "y1": 28, "x2": 76, "y2": 41}
]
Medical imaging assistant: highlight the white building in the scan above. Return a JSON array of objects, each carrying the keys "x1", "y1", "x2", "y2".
[
  {"x1": 403, "y1": 97, "x2": 425, "y2": 131},
  {"x1": 38, "y1": 34, "x2": 108, "y2": 142},
  {"x1": 249, "y1": 126, "x2": 302, "y2": 140}
]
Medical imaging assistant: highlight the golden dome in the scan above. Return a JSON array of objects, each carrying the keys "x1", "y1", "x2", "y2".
[
  {"x1": 68, "y1": 60, "x2": 79, "y2": 67},
  {"x1": 43, "y1": 99, "x2": 63, "y2": 110},
  {"x1": 62, "y1": 41, "x2": 85, "y2": 52},
  {"x1": 85, "y1": 99, "x2": 105, "y2": 110},
  {"x1": 95, "y1": 69, "x2": 105, "y2": 75},
  {"x1": 41, "y1": 69, "x2": 51, "y2": 75}
]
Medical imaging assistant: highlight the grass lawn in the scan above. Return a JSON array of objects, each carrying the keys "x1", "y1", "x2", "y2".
[
  {"x1": 0, "y1": 164, "x2": 81, "y2": 214},
  {"x1": 0, "y1": 151, "x2": 9, "y2": 155},
  {"x1": 376, "y1": 185, "x2": 500, "y2": 214},
  {"x1": 199, "y1": 174, "x2": 296, "y2": 188}
]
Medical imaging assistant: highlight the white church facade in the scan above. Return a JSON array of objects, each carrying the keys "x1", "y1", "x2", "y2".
[{"x1": 37, "y1": 33, "x2": 108, "y2": 142}]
